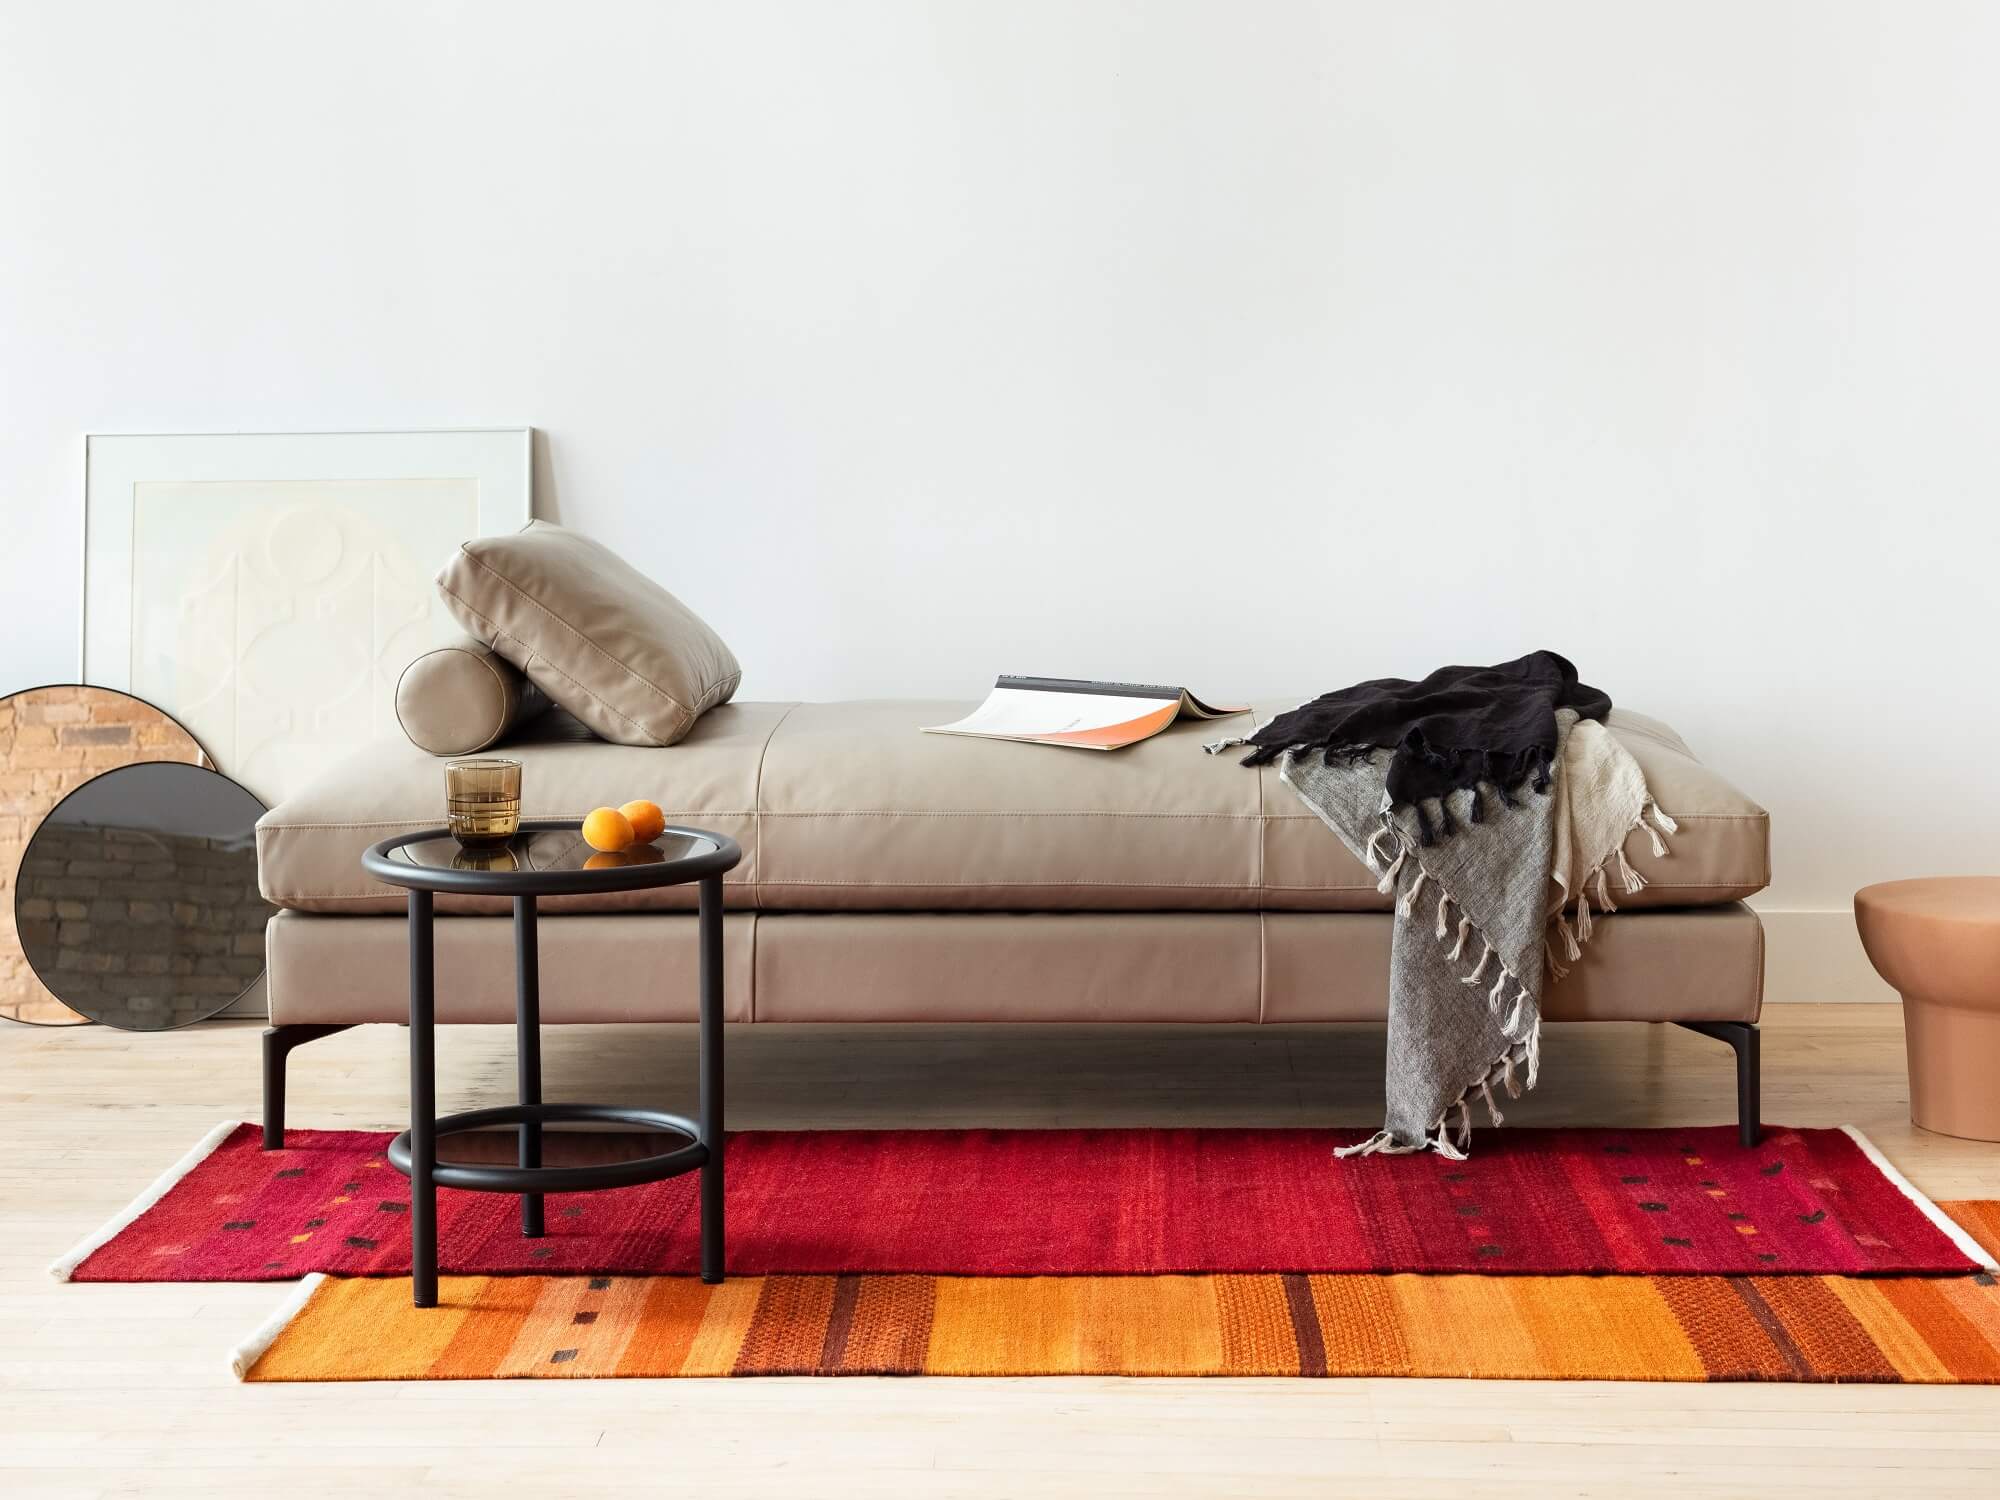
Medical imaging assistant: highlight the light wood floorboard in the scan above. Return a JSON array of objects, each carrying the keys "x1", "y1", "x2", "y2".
[{"x1": 2, "y1": 1004, "x2": 1996, "y2": 1498}]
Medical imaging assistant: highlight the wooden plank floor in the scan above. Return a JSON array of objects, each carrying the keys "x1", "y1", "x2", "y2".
[{"x1": 3, "y1": 1004, "x2": 1997, "y2": 1498}]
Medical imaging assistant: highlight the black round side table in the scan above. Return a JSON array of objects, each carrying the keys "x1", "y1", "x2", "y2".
[{"x1": 361, "y1": 820, "x2": 742, "y2": 1307}]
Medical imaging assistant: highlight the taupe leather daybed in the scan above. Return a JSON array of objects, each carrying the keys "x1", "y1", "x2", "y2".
[{"x1": 254, "y1": 699, "x2": 1769, "y2": 1141}]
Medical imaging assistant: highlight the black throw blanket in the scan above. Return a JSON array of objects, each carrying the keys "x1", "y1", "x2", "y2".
[{"x1": 1223, "y1": 651, "x2": 1611, "y2": 844}]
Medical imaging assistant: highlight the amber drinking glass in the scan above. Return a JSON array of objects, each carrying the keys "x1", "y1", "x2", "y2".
[{"x1": 445, "y1": 757, "x2": 522, "y2": 849}]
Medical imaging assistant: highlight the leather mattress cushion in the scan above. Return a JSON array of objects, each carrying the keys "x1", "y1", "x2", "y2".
[{"x1": 256, "y1": 700, "x2": 1768, "y2": 916}]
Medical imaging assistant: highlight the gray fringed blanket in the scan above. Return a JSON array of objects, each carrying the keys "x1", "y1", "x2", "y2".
[{"x1": 1219, "y1": 672, "x2": 1678, "y2": 1158}]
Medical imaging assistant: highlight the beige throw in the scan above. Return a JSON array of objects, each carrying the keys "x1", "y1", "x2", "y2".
[
  {"x1": 1545, "y1": 718, "x2": 1679, "y2": 980},
  {"x1": 1281, "y1": 711, "x2": 1681, "y2": 1159}
]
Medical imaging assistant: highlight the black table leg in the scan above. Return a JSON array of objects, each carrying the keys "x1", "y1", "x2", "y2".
[
  {"x1": 515, "y1": 894, "x2": 544, "y2": 1238},
  {"x1": 408, "y1": 889, "x2": 438, "y2": 1309},
  {"x1": 698, "y1": 874, "x2": 725, "y2": 1284}
]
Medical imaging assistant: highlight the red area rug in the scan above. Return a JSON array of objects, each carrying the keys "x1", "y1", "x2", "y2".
[{"x1": 55, "y1": 1122, "x2": 1995, "y2": 1283}]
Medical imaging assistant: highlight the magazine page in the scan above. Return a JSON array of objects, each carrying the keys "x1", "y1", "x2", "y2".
[{"x1": 923, "y1": 678, "x2": 1245, "y2": 751}]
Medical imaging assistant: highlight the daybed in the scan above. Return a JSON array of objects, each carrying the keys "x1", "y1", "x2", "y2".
[{"x1": 254, "y1": 700, "x2": 1769, "y2": 1142}]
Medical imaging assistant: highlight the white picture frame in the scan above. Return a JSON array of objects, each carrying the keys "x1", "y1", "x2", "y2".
[{"x1": 82, "y1": 429, "x2": 533, "y2": 803}]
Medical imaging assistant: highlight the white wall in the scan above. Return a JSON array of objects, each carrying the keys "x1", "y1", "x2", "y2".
[{"x1": 4, "y1": 1, "x2": 1995, "y2": 993}]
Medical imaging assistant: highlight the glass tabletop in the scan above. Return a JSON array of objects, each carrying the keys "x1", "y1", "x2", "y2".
[{"x1": 386, "y1": 827, "x2": 721, "y2": 876}]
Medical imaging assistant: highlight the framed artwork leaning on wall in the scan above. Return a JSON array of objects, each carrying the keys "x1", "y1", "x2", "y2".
[{"x1": 81, "y1": 429, "x2": 533, "y2": 805}]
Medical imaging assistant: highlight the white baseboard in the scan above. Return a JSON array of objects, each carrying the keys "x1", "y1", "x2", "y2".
[{"x1": 1757, "y1": 908, "x2": 1894, "y2": 1004}]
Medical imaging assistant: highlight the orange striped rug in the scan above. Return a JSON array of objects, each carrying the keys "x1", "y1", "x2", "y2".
[{"x1": 236, "y1": 1201, "x2": 2000, "y2": 1383}]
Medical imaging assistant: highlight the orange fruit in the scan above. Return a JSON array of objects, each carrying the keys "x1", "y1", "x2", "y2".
[
  {"x1": 620, "y1": 799, "x2": 666, "y2": 844},
  {"x1": 581, "y1": 806, "x2": 635, "y2": 853}
]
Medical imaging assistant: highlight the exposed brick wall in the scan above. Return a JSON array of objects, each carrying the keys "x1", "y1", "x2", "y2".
[
  {"x1": 13, "y1": 822, "x2": 269, "y2": 1029},
  {"x1": 1, "y1": 687, "x2": 205, "y2": 1024}
]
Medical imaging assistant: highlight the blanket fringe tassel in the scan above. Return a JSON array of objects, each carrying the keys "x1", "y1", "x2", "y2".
[
  {"x1": 1550, "y1": 803, "x2": 1679, "y2": 983},
  {"x1": 1364, "y1": 825, "x2": 1391, "y2": 870},
  {"x1": 1336, "y1": 1125, "x2": 1470, "y2": 1161},
  {"x1": 1348, "y1": 1033, "x2": 1538, "y2": 1161},
  {"x1": 1642, "y1": 798, "x2": 1677, "y2": 855},
  {"x1": 1396, "y1": 866, "x2": 1428, "y2": 919},
  {"x1": 1375, "y1": 846, "x2": 1406, "y2": 895},
  {"x1": 1544, "y1": 936, "x2": 1569, "y2": 982},
  {"x1": 1344, "y1": 804, "x2": 1592, "y2": 1168},
  {"x1": 1463, "y1": 941, "x2": 1493, "y2": 984}
]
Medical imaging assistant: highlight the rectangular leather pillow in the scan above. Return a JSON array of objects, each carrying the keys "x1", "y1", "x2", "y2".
[{"x1": 436, "y1": 520, "x2": 741, "y2": 746}]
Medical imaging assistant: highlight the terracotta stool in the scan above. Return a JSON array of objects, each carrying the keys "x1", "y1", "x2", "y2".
[{"x1": 1855, "y1": 877, "x2": 2000, "y2": 1142}]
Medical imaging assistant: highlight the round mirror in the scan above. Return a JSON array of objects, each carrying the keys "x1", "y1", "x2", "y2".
[
  {"x1": 2, "y1": 685, "x2": 209, "y2": 1025},
  {"x1": 13, "y1": 762, "x2": 272, "y2": 1030}
]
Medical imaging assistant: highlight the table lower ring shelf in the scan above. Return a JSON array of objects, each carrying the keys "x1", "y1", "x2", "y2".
[{"x1": 386, "y1": 1102, "x2": 709, "y2": 1194}]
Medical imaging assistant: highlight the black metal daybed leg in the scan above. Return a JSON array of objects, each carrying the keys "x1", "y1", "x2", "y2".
[
  {"x1": 1673, "y1": 1021, "x2": 1761, "y2": 1149},
  {"x1": 262, "y1": 1024, "x2": 356, "y2": 1149}
]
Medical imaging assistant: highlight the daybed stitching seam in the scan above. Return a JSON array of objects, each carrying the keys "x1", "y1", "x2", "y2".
[
  {"x1": 751, "y1": 878, "x2": 1315, "y2": 888},
  {"x1": 1260, "y1": 879, "x2": 1759, "y2": 891},
  {"x1": 268, "y1": 873, "x2": 1755, "y2": 896},
  {"x1": 262, "y1": 810, "x2": 1252, "y2": 829},
  {"x1": 749, "y1": 704, "x2": 803, "y2": 914},
  {"x1": 271, "y1": 885, "x2": 1756, "y2": 903},
  {"x1": 1263, "y1": 811, "x2": 1766, "y2": 822},
  {"x1": 282, "y1": 888, "x2": 740, "y2": 901},
  {"x1": 262, "y1": 815, "x2": 761, "y2": 830},
  {"x1": 268, "y1": 809, "x2": 1754, "y2": 826},
  {"x1": 273, "y1": 878, "x2": 1251, "y2": 900},
  {"x1": 713, "y1": 810, "x2": 1263, "y2": 820}
]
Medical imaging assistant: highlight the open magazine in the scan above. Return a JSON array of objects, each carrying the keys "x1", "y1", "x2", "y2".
[{"x1": 923, "y1": 676, "x2": 1248, "y2": 751}]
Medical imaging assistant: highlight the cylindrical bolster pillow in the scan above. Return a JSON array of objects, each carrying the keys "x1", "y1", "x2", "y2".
[{"x1": 395, "y1": 641, "x2": 549, "y2": 756}]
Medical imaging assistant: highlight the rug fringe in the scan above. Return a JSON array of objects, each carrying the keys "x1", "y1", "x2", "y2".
[
  {"x1": 229, "y1": 1272, "x2": 328, "y2": 1379},
  {"x1": 48, "y1": 1119, "x2": 244, "y2": 1282},
  {"x1": 1838, "y1": 1126, "x2": 2000, "y2": 1272}
]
